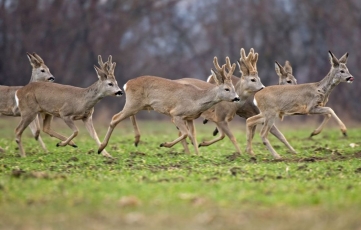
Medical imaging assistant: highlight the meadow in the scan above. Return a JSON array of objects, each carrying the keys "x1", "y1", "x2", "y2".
[{"x1": 0, "y1": 117, "x2": 360, "y2": 230}]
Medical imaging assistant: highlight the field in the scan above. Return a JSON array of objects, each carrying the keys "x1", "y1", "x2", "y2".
[{"x1": 0, "y1": 117, "x2": 361, "y2": 230}]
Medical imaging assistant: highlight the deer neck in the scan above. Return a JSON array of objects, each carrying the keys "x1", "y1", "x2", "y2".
[
  {"x1": 197, "y1": 87, "x2": 223, "y2": 109},
  {"x1": 29, "y1": 69, "x2": 37, "y2": 83},
  {"x1": 317, "y1": 70, "x2": 338, "y2": 99},
  {"x1": 82, "y1": 81, "x2": 105, "y2": 109}
]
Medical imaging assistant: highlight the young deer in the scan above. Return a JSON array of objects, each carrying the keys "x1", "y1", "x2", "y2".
[
  {"x1": 0, "y1": 53, "x2": 55, "y2": 152},
  {"x1": 246, "y1": 51, "x2": 354, "y2": 159},
  {"x1": 199, "y1": 58, "x2": 297, "y2": 153},
  {"x1": 98, "y1": 57, "x2": 240, "y2": 155},
  {"x1": 15, "y1": 55, "x2": 122, "y2": 157}
]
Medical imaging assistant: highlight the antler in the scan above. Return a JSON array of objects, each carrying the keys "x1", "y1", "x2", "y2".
[
  {"x1": 98, "y1": 55, "x2": 116, "y2": 75},
  {"x1": 224, "y1": 56, "x2": 236, "y2": 79},
  {"x1": 106, "y1": 55, "x2": 116, "y2": 75},
  {"x1": 32, "y1": 53, "x2": 44, "y2": 64},
  {"x1": 240, "y1": 48, "x2": 257, "y2": 74}
]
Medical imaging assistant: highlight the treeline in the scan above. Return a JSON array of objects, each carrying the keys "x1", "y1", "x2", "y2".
[{"x1": 0, "y1": 0, "x2": 360, "y2": 120}]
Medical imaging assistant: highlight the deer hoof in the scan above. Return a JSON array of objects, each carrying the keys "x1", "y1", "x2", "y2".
[
  {"x1": 203, "y1": 119, "x2": 208, "y2": 124},
  {"x1": 343, "y1": 132, "x2": 348, "y2": 137},
  {"x1": 160, "y1": 143, "x2": 164, "y2": 147},
  {"x1": 56, "y1": 143, "x2": 60, "y2": 147},
  {"x1": 72, "y1": 144, "x2": 78, "y2": 148}
]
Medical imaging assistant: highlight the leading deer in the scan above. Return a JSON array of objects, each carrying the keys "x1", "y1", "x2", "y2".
[
  {"x1": 14, "y1": 55, "x2": 122, "y2": 157},
  {"x1": 0, "y1": 53, "x2": 54, "y2": 152},
  {"x1": 98, "y1": 57, "x2": 240, "y2": 155},
  {"x1": 246, "y1": 51, "x2": 354, "y2": 159}
]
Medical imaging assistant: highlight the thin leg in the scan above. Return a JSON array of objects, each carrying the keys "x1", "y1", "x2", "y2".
[
  {"x1": 310, "y1": 114, "x2": 333, "y2": 137},
  {"x1": 83, "y1": 116, "x2": 113, "y2": 158},
  {"x1": 260, "y1": 117, "x2": 281, "y2": 159},
  {"x1": 130, "y1": 115, "x2": 141, "y2": 146},
  {"x1": 15, "y1": 112, "x2": 38, "y2": 157},
  {"x1": 186, "y1": 120, "x2": 199, "y2": 155},
  {"x1": 309, "y1": 107, "x2": 347, "y2": 135},
  {"x1": 199, "y1": 122, "x2": 226, "y2": 147},
  {"x1": 55, "y1": 117, "x2": 78, "y2": 147},
  {"x1": 246, "y1": 114, "x2": 264, "y2": 156},
  {"x1": 270, "y1": 125, "x2": 296, "y2": 154},
  {"x1": 160, "y1": 117, "x2": 189, "y2": 149},
  {"x1": 28, "y1": 115, "x2": 48, "y2": 152},
  {"x1": 42, "y1": 114, "x2": 77, "y2": 147},
  {"x1": 179, "y1": 131, "x2": 191, "y2": 154}
]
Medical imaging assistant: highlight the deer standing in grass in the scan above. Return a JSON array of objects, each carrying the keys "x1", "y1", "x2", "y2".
[
  {"x1": 15, "y1": 55, "x2": 122, "y2": 157},
  {"x1": 198, "y1": 57, "x2": 297, "y2": 153},
  {"x1": 246, "y1": 51, "x2": 354, "y2": 159},
  {"x1": 98, "y1": 57, "x2": 240, "y2": 155},
  {"x1": 0, "y1": 53, "x2": 54, "y2": 152}
]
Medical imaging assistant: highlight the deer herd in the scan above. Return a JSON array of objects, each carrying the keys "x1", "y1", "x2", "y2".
[{"x1": 0, "y1": 49, "x2": 354, "y2": 159}]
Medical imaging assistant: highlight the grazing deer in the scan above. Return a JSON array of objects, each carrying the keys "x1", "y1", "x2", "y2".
[
  {"x1": 98, "y1": 57, "x2": 240, "y2": 155},
  {"x1": 0, "y1": 53, "x2": 54, "y2": 152},
  {"x1": 198, "y1": 58, "x2": 297, "y2": 153},
  {"x1": 246, "y1": 51, "x2": 354, "y2": 159},
  {"x1": 14, "y1": 55, "x2": 122, "y2": 157}
]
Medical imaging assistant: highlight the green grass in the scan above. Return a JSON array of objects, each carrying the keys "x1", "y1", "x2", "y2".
[{"x1": 0, "y1": 118, "x2": 361, "y2": 230}]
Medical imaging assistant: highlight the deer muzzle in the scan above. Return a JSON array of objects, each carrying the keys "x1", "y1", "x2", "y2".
[
  {"x1": 232, "y1": 97, "x2": 240, "y2": 102},
  {"x1": 346, "y1": 76, "x2": 354, "y2": 83},
  {"x1": 48, "y1": 76, "x2": 55, "y2": 82},
  {"x1": 115, "y1": 90, "x2": 123, "y2": 96}
]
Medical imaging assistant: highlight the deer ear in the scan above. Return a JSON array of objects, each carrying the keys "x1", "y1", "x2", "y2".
[
  {"x1": 275, "y1": 61, "x2": 287, "y2": 77},
  {"x1": 27, "y1": 52, "x2": 41, "y2": 68},
  {"x1": 238, "y1": 60, "x2": 248, "y2": 77},
  {"x1": 211, "y1": 69, "x2": 222, "y2": 85},
  {"x1": 328, "y1": 51, "x2": 339, "y2": 67},
  {"x1": 284, "y1": 60, "x2": 293, "y2": 74},
  {"x1": 94, "y1": 65, "x2": 107, "y2": 80},
  {"x1": 339, "y1": 52, "x2": 348, "y2": 64}
]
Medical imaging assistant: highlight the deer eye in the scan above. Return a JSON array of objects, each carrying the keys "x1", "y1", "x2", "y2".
[
  {"x1": 251, "y1": 79, "x2": 256, "y2": 82},
  {"x1": 287, "y1": 80, "x2": 292, "y2": 83},
  {"x1": 41, "y1": 69, "x2": 45, "y2": 73},
  {"x1": 225, "y1": 88, "x2": 230, "y2": 92},
  {"x1": 340, "y1": 70, "x2": 345, "y2": 73},
  {"x1": 108, "y1": 83, "x2": 114, "y2": 87}
]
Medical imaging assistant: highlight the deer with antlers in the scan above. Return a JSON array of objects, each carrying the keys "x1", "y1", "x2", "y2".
[
  {"x1": 14, "y1": 55, "x2": 122, "y2": 157},
  {"x1": 98, "y1": 57, "x2": 240, "y2": 155},
  {"x1": 198, "y1": 56, "x2": 297, "y2": 153},
  {"x1": 0, "y1": 53, "x2": 54, "y2": 152},
  {"x1": 246, "y1": 51, "x2": 354, "y2": 159}
]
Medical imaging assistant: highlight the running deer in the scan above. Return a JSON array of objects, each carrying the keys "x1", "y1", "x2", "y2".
[
  {"x1": 246, "y1": 51, "x2": 354, "y2": 159},
  {"x1": 198, "y1": 58, "x2": 297, "y2": 153},
  {"x1": 14, "y1": 55, "x2": 122, "y2": 157},
  {"x1": 0, "y1": 53, "x2": 54, "y2": 152},
  {"x1": 98, "y1": 57, "x2": 240, "y2": 155}
]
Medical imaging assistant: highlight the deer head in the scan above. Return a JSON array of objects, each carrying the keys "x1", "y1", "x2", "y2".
[
  {"x1": 211, "y1": 56, "x2": 240, "y2": 102},
  {"x1": 94, "y1": 55, "x2": 123, "y2": 97},
  {"x1": 328, "y1": 51, "x2": 354, "y2": 84},
  {"x1": 26, "y1": 52, "x2": 55, "y2": 82},
  {"x1": 275, "y1": 60, "x2": 297, "y2": 85}
]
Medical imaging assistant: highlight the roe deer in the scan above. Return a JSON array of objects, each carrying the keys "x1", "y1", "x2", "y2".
[
  {"x1": 246, "y1": 51, "x2": 354, "y2": 159},
  {"x1": 14, "y1": 55, "x2": 122, "y2": 157},
  {"x1": 98, "y1": 57, "x2": 240, "y2": 155},
  {"x1": 0, "y1": 53, "x2": 54, "y2": 152},
  {"x1": 128, "y1": 51, "x2": 264, "y2": 153},
  {"x1": 198, "y1": 58, "x2": 297, "y2": 153}
]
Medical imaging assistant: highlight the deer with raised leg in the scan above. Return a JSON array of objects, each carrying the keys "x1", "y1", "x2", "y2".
[
  {"x1": 98, "y1": 57, "x2": 240, "y2": 155},
  {"x1": 15, "y1": 55, "x2": 122, "y2": 157},
  {"x1": 246, "y1": 51, "x2": 354, "y2": 159},
  {"x1": 199, "y1": 56, "x2": 297, "y2": 154},
  {"x1": 0, "y1": 53, "x2": 55, "y2": 153}
]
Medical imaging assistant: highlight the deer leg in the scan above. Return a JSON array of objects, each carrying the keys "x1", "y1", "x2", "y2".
[
  {"x1": 42, "y1": 114, "x2": 77, "y2": 147},
  {"x1": 160, "y1": 117, "x2": 188, "y2": 150},
  {"x1": 270, "y1": 125, "x2": 297, "y2": 154},
  {"x1": 199, "y1": 122, "x2": 226, "y2": 147},
  {"x1": 186, "y1": 120, "x2": 199, "y2": 155},
  {"x1": 260, "y1": 117, "x2": 281, "y2": 159},
  {"x1": 15, "y1": 112, "x2": 38, "y2": 157},
  {"x1": 310, "y1": 114, "x2": 332, "y2": 137},
  {"x1": 56, "y1": 117, "x2": 78, "y2": 147},
  {"x1": 309, "y1": 107, "x2": 347, "y2": 136},
  {"x1": 130, "y1": 115, "x2": 141, "y2": 147},
  {"x1": 179, "y1": 130, "x2": 191, "y2": 154},
  {"x1": 83, "y1": 116, "x2": 113, "y2": 158},
  {"x1": 28, "y1": 115, "x2": 48, "y2": 152},
  {"x1": 98, "y1": 108, "x2": 138, "y2": 154},
  {"x1": 246, "y1": 114, "x2": 264, "y2": 156}
]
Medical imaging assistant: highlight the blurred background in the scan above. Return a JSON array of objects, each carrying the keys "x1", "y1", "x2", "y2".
[{"x1": 0, "y1": 0, "x2": 360, "y2": 121}]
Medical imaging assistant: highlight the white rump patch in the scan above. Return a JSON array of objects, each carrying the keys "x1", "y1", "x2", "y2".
[
  {"x1": 253, "y1": 98, "x2": 258, "y2": 107},
  {"x1": 123, "y1": 83, "x2": 127, "y2": 91},
  {"x1": 206, "y1": 75, "x2": 213, "y2": 83},
  {"x1": 15, "y1": 90, "x2": 19, "y2": 107}
]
